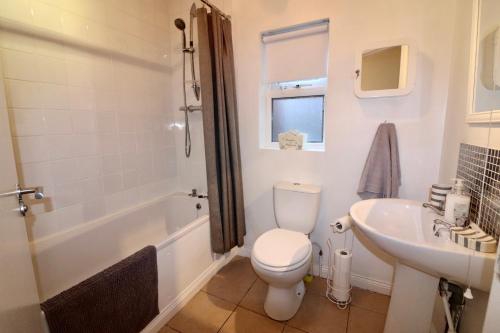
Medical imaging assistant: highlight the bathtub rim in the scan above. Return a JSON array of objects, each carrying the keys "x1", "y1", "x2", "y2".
[{"x1": 30, "y1": 192, "x2": 208, "y2": 254}]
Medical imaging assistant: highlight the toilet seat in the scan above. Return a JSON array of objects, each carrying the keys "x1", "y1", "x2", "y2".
[{"x1": 252, "y1": 228, "x2": 312, "y2": 272}]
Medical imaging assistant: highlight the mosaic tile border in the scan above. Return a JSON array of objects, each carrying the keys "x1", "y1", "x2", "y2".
[{"x1": 457, "y1": 143, "x2": 500, "y2": 240}]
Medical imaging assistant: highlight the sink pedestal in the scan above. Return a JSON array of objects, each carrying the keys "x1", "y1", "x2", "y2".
[{"x1": 384, "y1": 262, "x2": 440, "y2": 333}]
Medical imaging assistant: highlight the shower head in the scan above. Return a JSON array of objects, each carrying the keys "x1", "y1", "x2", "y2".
[
  {"x1": 174, "y1": 18, "x2": 187, "y2": 49},
  {"x1": 174, "y1": 18, "x2": 186, "y2": 31}
]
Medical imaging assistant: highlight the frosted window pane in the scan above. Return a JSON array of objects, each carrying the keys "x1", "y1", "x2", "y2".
[{"x1": 271, "y1": 95, "x2": 324, "y2": 143}]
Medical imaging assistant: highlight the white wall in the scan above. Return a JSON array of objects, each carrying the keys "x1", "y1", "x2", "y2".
[
  {"x1": 439, "y1": 0, "x2": 500, "y2": 181},
  {"x1": 232, "y1": 0, "x2": 457, "y2": 290},
  {"x1": 0, "y1": 0, "x2": 179, "y2": 241}
]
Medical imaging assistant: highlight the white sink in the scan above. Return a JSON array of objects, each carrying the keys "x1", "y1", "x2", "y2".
[
  {"x1": 350, "y1": 199, "x2": 497, "y2": 333},
  {"x1": 350, "y1": 198, "x2": 495, "y2": 291}
]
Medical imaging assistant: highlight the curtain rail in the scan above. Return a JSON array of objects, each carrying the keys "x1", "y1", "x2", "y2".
[{"x1": 199, "y1": 0, "x2": 231, "y2": 20}]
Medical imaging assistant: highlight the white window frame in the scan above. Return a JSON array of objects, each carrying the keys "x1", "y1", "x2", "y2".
[{"x1": 261, "y1": 84, "x2": 326, "y2": 152}]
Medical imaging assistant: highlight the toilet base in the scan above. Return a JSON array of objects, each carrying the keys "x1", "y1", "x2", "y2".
[{"x1": 264, "y1": 280, "x2": 305, "y2": 321}]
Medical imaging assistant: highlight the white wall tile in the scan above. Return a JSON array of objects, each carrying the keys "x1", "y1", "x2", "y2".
[
  {"x1": 77, "y1": 156, "x2": 101, "y2": 179},
  {"x1": 94, "y1": 90, "x2": 117, "y2": 112},
  {"x1": 4, "y1": 80, "x2": 44, "y2": 109},
  {"x1": 123, "y1": 170, "x2": 138, "y2": 189},
  {"x1": 50, "y1": 158, "x2": 80, "y2": 185},
  {"x1": 95, "y1": 112, "x2": 116, "y2": 133},
  {"x1": 66, "y1": 59, "x2": 93, "y2": 87},
  {"x1": 72, "y1": 111, "x2": 96, "y2": 133},
  {"x1": 81, "y1": 177, "x2": 103, "y2": 198},
  {"x1": 68, "y1": 86, "x2": 94, "y2": 110},
  {"x1": 119, "y1": 133, "x2": 137, "y2": 154},
  {"x1": 9, "y1": 108, "x2": 46, "y2": 136},
  {"x1": 103, "y1": 172, "x2": 123, "y2": 194},
  {"x1": 54, "y1": 182, "x2": 83, "y2": 208},
  {"x1": 72, "y1": 134, "x2": 99, "y2": 156},
  {"x1": 117, "y1": 112, "x2": 137, "y2": 133},
  {"x1": 82, "y1": 198, "x2": 106, "y2": 221},
  {"x1": 47, "y1": 135, "x2": 75, "y2": 159},
  {"x1": 37, "y1": 55, "x2": 67, "y2": 84},
  {"x1": 1, "y1": 0, "x2": 179, "y2": 241},
  {"x1": 1, "y1": 49, "x2": 40, "y2": 81},
  {"x1": 14, "y1": 136, "x2": 50, "y2": 163},
  {"x1": 18, "y1": 161, "x2": 53, "y2": 187},
  {"x1": 97, "y1": 133, "x2": 119, "y2": 154},
  {"x1": 39, "y1": 83, "x2": 69, "y2": 109},
  {"x1": 45, "y1": 109, "x2": 73, "y2": 134},
  {"x1": 102, "y1": 154, "x2": 121, "y2": 175},
  {"x1": 136, "y1": 131, "x2": 153, "y2": 151}
]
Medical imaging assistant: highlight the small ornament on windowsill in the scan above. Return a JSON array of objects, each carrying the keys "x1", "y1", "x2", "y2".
[{"x1": 278, "y1": 130, "x2": 307, "y2": 150}]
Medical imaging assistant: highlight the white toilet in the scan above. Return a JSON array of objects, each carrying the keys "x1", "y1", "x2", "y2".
[{"x1": 251, "y1": 181, "x2": 321, "y2": 321}]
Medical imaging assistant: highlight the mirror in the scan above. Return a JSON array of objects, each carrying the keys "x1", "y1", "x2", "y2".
[
  {"x1": 355, "y1": 43, "x2": 414, "y2": 98},
  {"x1": 468, "y1": 0, "x2": 500, "y2": 122}
]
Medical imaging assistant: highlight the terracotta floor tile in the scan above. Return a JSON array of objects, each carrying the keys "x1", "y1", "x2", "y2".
[
  {"x1": 305, "y1": 277, "x2": 327, "y2": 297},
  {"x1": 287, "y1": 293, "x2": 349, "y2": 333},
  {"x1": 168, "y1": 291, "x2": 236, "y2": 333},
  {"x1": 239, "y1": 278, "x2": 268, "y2": 316},
  {"x1": 283, "y1": 326, "x2": 308, "y2": 333},
  {"x1": 220, "y1": 307, "x2": 284, "y2": 333},
  {"x1": 351, "y1": 287, "x2": 390, "y2": 314},
  {"x1": 347, "y1": 306, "x2": 386, "y2": 333},
  {"x1": 167, "y1": 258, "x2": 390, "y2": 333},
  {"x1": 158, "y1": 326, "x2": 180, "y2": 333},
  {"x1": 203, "y1": 256, "x2": 257, "y2": 304}
]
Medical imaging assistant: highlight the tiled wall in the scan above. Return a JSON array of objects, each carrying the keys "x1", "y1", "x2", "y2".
[
  {"x1": 167, "y1": 0, "x2": 210, "y2": 195},
  {"x1": 0, "y1": 0, "x2": 179, "y2": 241},
  {"x1": 457, "y1": 143, "x2": 500, "y2": 239}
]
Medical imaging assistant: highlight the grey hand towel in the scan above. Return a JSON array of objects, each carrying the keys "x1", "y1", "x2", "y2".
[
  {"x1": 357, "y1": 123, "x2": 401, "y2": 199},
  {"x1": 41, "y1": 246, "x2": 158, "y2": 333}
]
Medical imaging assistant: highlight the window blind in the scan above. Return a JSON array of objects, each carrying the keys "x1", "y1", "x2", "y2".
[{"x1": 262, "y1": 20, "x2": 329, "y2": 83}]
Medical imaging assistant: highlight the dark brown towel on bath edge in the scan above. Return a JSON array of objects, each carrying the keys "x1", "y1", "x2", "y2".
[{"x1": 41, "y1": 246, "x2": 159, "y2": 333}]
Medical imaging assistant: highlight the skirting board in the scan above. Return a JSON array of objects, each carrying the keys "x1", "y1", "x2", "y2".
[
  {"x1": 238, "y1": 245, "x2": 392, "y2": 296},
  {"x1": 142, "y1": 248, "x2": 239, "y2": 333},
  {"x1": 318, "y1": 265, "x2": 392, "y2": 296}
]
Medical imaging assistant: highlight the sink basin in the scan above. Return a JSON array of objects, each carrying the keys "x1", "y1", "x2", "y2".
[{"x1": 350, "y1": 199, "x2": 496, "y2": 291}]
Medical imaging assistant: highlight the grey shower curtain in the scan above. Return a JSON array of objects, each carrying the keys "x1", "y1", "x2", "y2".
[{"x1": 197, "y1": 8, "x2": 246, "y2": 254}]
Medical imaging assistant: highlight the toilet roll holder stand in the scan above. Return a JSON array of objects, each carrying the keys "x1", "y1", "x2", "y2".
[{"x1": 325, "y1": 215, "x2": 354, "y2": 309}]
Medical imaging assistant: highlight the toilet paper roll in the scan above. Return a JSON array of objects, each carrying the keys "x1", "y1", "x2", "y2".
[
  {"x1": 332, "y1": 216, "x2": 353, "y2": 233},
  {"x1": 334, "y1": 249, "x2": 352, "y2": 274},
  {"x1": 332, "y1": 249, "x2": 352, "y2": 302}
]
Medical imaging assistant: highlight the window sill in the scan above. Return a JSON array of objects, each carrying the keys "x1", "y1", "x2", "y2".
[{"x1": 259, "y1": 143, "x2": 325, "y2": 152}]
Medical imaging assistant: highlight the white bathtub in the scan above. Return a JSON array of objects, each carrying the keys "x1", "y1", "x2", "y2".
[{"x1": 31, "y1": 192, "x2": 237, "y2": 332}]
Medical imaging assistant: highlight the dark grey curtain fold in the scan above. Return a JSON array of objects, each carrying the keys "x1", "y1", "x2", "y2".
[{"x1": 197, "y1": 8, "x2": 246, "y2": 254}]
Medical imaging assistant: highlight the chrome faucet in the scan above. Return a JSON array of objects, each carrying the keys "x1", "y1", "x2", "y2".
[
  {"x1": 188, "y1": 188, "x2": 208, "y2": 199},
  {"x1": 432, "y1": 219, "x2": 454, "y2": 237},
  {"x1": 423, "y1": 202, "x2": 445, "y2": 216}
]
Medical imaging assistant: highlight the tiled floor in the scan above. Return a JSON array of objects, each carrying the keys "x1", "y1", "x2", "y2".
[{"x1": 160, "y1": 256, "x2": 390, "y2": 333}]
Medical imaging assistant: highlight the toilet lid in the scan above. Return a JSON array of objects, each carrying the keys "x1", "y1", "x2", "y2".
[{"x1": 252, "y1": 228, "x2": 312, "y2": 269}]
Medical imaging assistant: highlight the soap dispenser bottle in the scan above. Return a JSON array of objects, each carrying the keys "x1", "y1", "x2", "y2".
[{"x1": 444, "y1": 179, "x2": 471, "y2": 226}]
